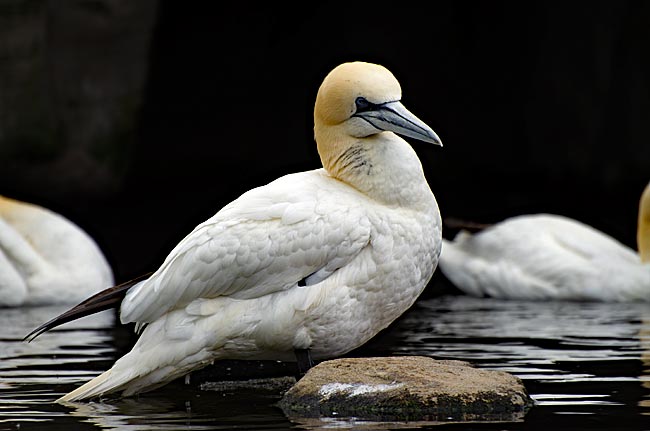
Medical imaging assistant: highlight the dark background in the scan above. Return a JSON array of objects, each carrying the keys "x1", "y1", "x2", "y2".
[{"x1": 1, "y1": 1, "x2": 649, "y2": 293}]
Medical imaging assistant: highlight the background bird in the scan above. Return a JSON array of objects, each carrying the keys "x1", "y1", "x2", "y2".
[
  {"x1": 439, "y1": 182, "x2": 650, "y2": 301},
  {"x1": 26, "y1": 61, "x2": 443, "y2": 402},
  {"x1": 0, "y1": 196, "x2": 114, "y2": 307}
]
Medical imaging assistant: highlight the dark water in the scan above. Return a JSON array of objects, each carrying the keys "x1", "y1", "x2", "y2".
[{"x1": 2, "y1": 295, "x2": 650, "y2": 430}]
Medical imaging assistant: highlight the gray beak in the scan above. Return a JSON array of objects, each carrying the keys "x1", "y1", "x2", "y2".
[{"x1": 355, "y1": 101, "x2": 442, "y2": 146}]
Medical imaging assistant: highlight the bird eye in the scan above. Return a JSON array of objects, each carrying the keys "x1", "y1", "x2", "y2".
[{"x1": 355, "y1": 97, "x2": 372, "y2": 113}]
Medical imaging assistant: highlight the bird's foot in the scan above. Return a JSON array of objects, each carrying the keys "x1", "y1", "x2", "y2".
[{"x1": 294, "y1": 348, "x2": 314, "y2": 377}]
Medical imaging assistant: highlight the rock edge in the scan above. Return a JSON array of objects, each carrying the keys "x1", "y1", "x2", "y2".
[{"x1": 279, "y1": 356, "x2": 534, "y2": 422}]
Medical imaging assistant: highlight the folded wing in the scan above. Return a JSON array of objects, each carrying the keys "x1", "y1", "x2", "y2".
[{"x1": 120, "y1": 170, "x2": 373, "y2": 324}]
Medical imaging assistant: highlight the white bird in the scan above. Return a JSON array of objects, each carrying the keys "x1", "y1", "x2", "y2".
[
  {"x1": 0, "y1": 195, "x2": 114, "y2": 306},
  {"x1": 439, "y1": 182, "x2": 650, "y2": 301},
  {"x1": 26, "y1": 61, "x2": 443, "y2": 402}
]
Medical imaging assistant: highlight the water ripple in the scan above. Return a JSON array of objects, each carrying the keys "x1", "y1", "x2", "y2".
[{"x1": 2, "y1": 296, "x2": 650, "y2": 429}]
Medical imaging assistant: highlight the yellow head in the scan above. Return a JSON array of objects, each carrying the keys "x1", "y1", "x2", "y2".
[
  {"x1": 313, "y1": 61, "x2": 441, "y2": 177},
  {"x1": 314, "y1": 62, "x2": 402, "y2": 127},
  {"x1": 638, "y1": 182, "x2": 650, "y2": 262}
]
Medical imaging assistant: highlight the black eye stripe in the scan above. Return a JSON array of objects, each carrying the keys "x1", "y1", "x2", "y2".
[{"x1": 354, "y1": 97, "x2": 401, "y2": 115}]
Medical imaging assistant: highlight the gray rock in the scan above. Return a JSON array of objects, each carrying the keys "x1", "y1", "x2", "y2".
[
  {"x1": 200, "y1": 376, "x2": 296, "y2": 394},
  {"x1": 279, "y1": 356, "x2": 534, "y2": 422}
]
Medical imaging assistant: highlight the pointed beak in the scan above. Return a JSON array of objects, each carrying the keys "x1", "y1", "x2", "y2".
[{"x1": 355, "y1": 101, "x2": 442, "y2": 146}]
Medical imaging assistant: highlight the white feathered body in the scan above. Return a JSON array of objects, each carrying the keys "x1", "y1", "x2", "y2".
[
  {"x1": 55, "y1": 61, "x2": 444, "y2": 401},
  {"x1": 66, "y1": 163, "x2": 441, "y2": 399},
  {"x1": 440, "y1": 214, "x2": 650, "y2": 301},
  {"x1": 0, "y1": 197, "x2": 114, "y2": 306}
]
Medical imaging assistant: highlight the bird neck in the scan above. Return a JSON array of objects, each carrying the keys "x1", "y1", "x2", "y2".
[
  {"x1": 316, "y1": 128, "x2": 435, "y2": 210},
  {"x1": 638, "y1": 183, "x2": 650, "y2": 263}
]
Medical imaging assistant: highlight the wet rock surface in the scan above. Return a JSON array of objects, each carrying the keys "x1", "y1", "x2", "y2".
[
  {"x1": 279, "y1": 356, "x2": 534, "y2": 422},
  {"x1": 200, "y1": 376, "x2": 296, "y2": 394}
]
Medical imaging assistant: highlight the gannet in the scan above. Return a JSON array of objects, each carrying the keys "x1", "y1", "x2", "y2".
[
  {"x1": 25, "y1": 61, "x2": 443, "y2": 401},
  {"x1": 0, "y1": 196, "x2": 114, "y2": 306},
  {"x1": 439, "y1": 182, "x2": 650, "y2": 301}
]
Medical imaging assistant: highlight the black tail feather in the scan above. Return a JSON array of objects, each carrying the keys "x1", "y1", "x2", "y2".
[{"x1": 23, "y1": 272, "x2": 153, "y2": 342}]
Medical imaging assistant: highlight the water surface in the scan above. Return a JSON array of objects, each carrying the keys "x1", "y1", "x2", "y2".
[{"x1": 2, "y1": 295, "x2": 650, "y2": 430}]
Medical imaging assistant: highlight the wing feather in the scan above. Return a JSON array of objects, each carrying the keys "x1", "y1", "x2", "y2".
[{"x1": 120, "y1": 170, "x2": 372, "y2": 324}]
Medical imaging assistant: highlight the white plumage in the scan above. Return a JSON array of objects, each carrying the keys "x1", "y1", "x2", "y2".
[
  {"x1": 0, "y1": 196, "x2": 114, "y2": 306},
  {"x1": 440, "y1": 182, "x2": 650, "y2": 301},
  {"x1": 51, "y1": 61, "x2": 443, "y2": 401}
]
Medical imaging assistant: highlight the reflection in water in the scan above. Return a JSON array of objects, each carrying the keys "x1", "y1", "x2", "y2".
[
  {"x1": 0, "y1": 305, "x2": 114, "y2": 428},
  {"x1": 0, "y1": 306, "x2": 114, "y2": 383},
  {"x1": 0, "y1": 307, "x2": 114, "y2": 408},
  {"x1": 365, "y1": 295, "x2": 650, "y2": 427},
  {"x1": 390, "y1": 296, "x2": 645, "y2": 364},
  {"x1": 638, "y1": 319, "x2": 650, "y2": 413},
  {"x1": 1, "y1": 296, "x2": 650, "y2": 430}
]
